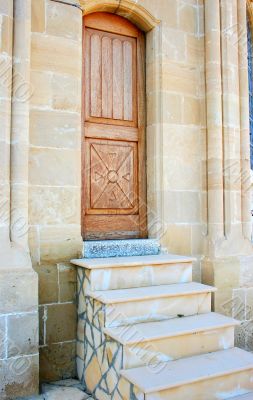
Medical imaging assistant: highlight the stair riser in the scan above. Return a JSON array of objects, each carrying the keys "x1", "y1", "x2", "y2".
[
  {"x1": 142, "y1": 369, "x2": 253, "y2": 400},
  {"x1": 104, "y1": 292, "x2": 212, "y2": 328},
  {"x1": 86, "y1": 263, "x2": 192, "y2": 291},
  {"x1": 119, "y1": 326, "x2": 235, "y2": 369}
]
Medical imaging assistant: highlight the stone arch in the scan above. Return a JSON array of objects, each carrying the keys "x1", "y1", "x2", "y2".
[{"x1": 78, "y1": 0, "x2": 159, "y2": 32}]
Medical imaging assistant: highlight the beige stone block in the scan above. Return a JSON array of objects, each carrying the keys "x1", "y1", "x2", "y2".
[
  {"x1": 187, "y1": 35, "x2": 205, "y2": 65},
  {"x1": 191, "y1": 225, "x2": 205, "y2": 255},
  {"x1": 35, "y1": 264, "x2": 59, "y2": 304},
  {"x1": 0, "y1": 14, "x2": 12, "y2": 55},
  {"x1": 30, "y1": 109, "x2": 80, "y2": 149},
  {"x1": 29, "y1": 186, "x2": 80, "y2": 225},
  {"x1": 246, "y1": 288, "x2": 253, "y2": 321},
  {"x1": 162, "y1": 125, "x2": 201, "y2": 190},
  {"x1": 7, "y1": 313, "x2": 38, "y2": 357},
  {"x1": 29, "y1": 226, "x2": 40, "y2": 265},
  {"x1": 0, "y1": 271, "x2": 38, "y2": 314},
  {"x1": 152, "y1": 61, "x2": 198, "y2": 96},
  {"x1": 52, "y1": 73, "x2": 81, "y2": 112},
  {"x1": 32, "y1": 0, "x2": 45, "y2": 33},
  {"x1": 40, "y1": 342, "x2": 76, "y2": 382},
  {"x1": 0, "y1": 55, "x2": 12, "y2": 99},
  {"x1": 162, "y1": 27, "x2": 186, "y2": 62},
  {"x1": 46, "y1": 303, "x2": 76, "y2": 344},
  {"x1": 0, "y1": 316, "x2": 6, "y2": 359},
  {"x1": 232, "y1": 288, "x2": 246, "y2": 321},
  {"x1": 0, "y1": 354, "x2": 39, "y2": 398},
  {"x1": 178, "y1": 4, "x2": 197, "y2": 34},
  {"x1": 163, "y1": 191, "x2": 201, "y2": 224},
  {"x1": 29, "y1": 147, "x2": 80, "y2": 186},
  {"x1": 162, "y1": 224, "x2": 191, "y2": 255},
  {"x1": 161, "y1": 92, "x2": 182, "y2": 124},
  {"x1": 39, "y1": 225, "x2": 82, "y2": 263},
  {"x1": 31, "y1": 33, "x2": 81, "y2": 76},
  {"x1": 58, "y1": 264, "x2": 77, "y2": 302},
  {"x1": 46, "y1": 0, "x2": 82, "y2": 41},
  {"x1": 183, "y1": 96, "x2": 202, "y2": 125},
  {"x1": 30, "y1": 71, "x2": 52, "y2": 107}
]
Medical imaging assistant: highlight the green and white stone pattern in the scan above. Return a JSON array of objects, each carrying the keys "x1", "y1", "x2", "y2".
[{"x1": 77, "y1": 268, "x2": 143, "y2": 400}]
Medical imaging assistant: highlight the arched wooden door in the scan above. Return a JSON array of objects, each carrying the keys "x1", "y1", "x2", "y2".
[{"x1": 82, "y1": 12, "x2": 147, "y2": 240}]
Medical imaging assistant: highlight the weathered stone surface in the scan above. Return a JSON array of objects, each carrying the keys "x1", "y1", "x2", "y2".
[
  {"x1": 36, "y1": 264, "x2": 59, "y2": 304},
  {"x1": 58, "y1": 264, "x2": 77, "y2": 302},
  {"x1": 7, "y1": 313, "x2": 38, "y2": 357},
  {"x1": 46, "y1": 303, "x2": 76, "y2": 343},
  {"x1": 40, "y1": 342, "x2": 76, "y2": 382}
]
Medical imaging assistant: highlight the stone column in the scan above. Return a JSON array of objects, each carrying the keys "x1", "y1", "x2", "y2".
[{"x1": 205, "y1": 0, "x2": 225, "y2": 247}]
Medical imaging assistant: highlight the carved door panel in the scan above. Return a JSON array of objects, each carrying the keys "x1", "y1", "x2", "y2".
[{"x1": 82, "y1": 12, "x2": 147, "y2": 239}]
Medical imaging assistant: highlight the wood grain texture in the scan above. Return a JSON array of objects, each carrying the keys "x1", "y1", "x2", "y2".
[{"x1": 82, "y1": 13, "x2": 147, "y2": 240}]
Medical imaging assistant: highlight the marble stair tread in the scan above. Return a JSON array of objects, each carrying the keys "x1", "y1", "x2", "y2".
[
  {"x1": 71, "y1": 254, "x2": 194, "y2": 269},
  {"x1": 83, "y1": 239, "x2": 160, "y2": 258},
  {"x1": 88, "y1": 282, "x2": 216, "y2": 304},
  {"x1": 104, "y1": 312, "x2": 239, "y2": 344},
  {"x1": 120, "y1": 347, "x2": 253, "y2": 394}
]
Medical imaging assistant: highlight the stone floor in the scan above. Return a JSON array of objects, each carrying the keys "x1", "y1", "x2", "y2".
[{"x1": 17, "y1": 379, "x2": 93, "y2": 400}]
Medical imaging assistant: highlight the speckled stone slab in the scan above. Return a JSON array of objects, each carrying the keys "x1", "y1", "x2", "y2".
[{"x1": 83, "y1": 239, "x2": 160, "y2": 258}]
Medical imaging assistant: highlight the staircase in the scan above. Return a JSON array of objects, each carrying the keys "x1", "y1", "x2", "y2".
[{"x1": 72, "y1": 253, "x2": 253, "y2": 400}]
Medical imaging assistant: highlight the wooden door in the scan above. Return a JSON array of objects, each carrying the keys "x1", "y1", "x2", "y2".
[{"x1": 82, "y1": 12, "x2": 147, "y2": 240}]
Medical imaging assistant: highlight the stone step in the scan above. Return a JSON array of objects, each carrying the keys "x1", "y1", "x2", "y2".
[
  {"x1": 104, "y1": 312, "x2": 239, "y2": 369},
  {"x1": 83, "y1": 239, "x2": 160, "y2": 258},
  {"x1": 121, "y1": 348, "x2": 253, "y2": 400},
  {"x1": 88, "y1": 282, "x2": 216, "y2": 327},
  {"x1": 73, "y1": 254, "x2": 193, "y2": 291}
]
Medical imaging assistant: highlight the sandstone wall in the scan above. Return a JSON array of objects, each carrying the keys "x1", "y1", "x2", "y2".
[{"x1": 29, "y1": 0, "x2": 83, "y2": 382}]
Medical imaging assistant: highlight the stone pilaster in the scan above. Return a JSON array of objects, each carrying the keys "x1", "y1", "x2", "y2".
[{"x1": 0, "y1": 0, "x2": 39, "y2": 398}]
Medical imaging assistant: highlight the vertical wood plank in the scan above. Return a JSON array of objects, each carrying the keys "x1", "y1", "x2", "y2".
[
  {"x1": 85, "y1": 31, "x2": 90, "y2": 120},
  {"x1": 113, "y1": 38, "x2": 123, "y2": 120},
  {"x1": 91, "y1": 34, "x2": 102, "y2": 117},
  {"x1": 102, "y1": 36, "x2": 113, "y2": 118},
  {"x1": 123, "y1": 41, "x2": 133, "y2": 121}
]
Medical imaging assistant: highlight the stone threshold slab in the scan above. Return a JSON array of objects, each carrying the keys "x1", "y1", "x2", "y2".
[
  {"x1": 87, "y1": 282, "x2": 216, "y2": 304},
  {"x1": 121, "y1": 348, "x2": 253, "y2": 394},
  {"x1": 71, "y1": 254, "x2": 194, "y2": 269},
  {"x1": 104, "y1": 312, "x2": 239, "y2": 344},
  {"x1": 83, "y1": 239, "x2": 160, "y2": 258}
]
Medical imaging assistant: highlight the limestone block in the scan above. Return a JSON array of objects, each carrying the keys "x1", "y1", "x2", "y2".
[
  {"x1": 0, "y1": 354, "x2": 39, "y2": 399},
  {"x1": 30, "y1": 71, "x2": 52, "y2": 107},
  {"x1": 28, "y1": 226, "x2": 40, "y2": 265},
  {"x1": 162, "y1": 224, "x2": 192, "y2": 255},
  {"x1": 46, "y1": 0, "x2": 82, "y2": 42},
  {"x1": 39, "y1": 225, "x2": 82, "y2": 263},
  {"x1": 30, "y1": 109, "x2": 80, "y2": 149},
  {"x1": 39, "y1": 342, "x2": 76, "y2": 382},
  {"x1": 178, "y1": 3, "x2": 197, "y2": 35},
  {"x1": 0, "y1": 14, "x2": 12, "y2": 55},
  {"x1": 0, "y1": 271, "x2": 38, "y2": 314},
  {"x1": 163, "y1": 190, "x2": 201, "y2": 224},
  {"x1": 51, "y1": 73, "x2": 81, "y2": 112},
  {"x1": 31, "y1": 0, "x2": 45, "y2": 33},
  {"x1": 183, "y1": 96, "x2": 202, "y2": 126},
  {"x1": 29, "y1": 148, "x2": 80, "y2": 186},
  {"x1": 29, "y1": 186, "x2": 80, "y2": 225},
  {"x1": 35, "y1": 264, "x2": 59, "y2": 304},
  {"x1": 58, "y1": 264, "x2": 77, "y2": 302},
  {"x1": 46, "y1": 303, "x2": 76, "y2": 343},
  {"x1": 31, "y1": 34, "x2": 81, "y2": 76},
  {"x1": 7, "y1": 313, "x2": 38, "y2": 357},
  {"x1": 161, "y1": 27, "x2": 186, "y2": 62}
]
